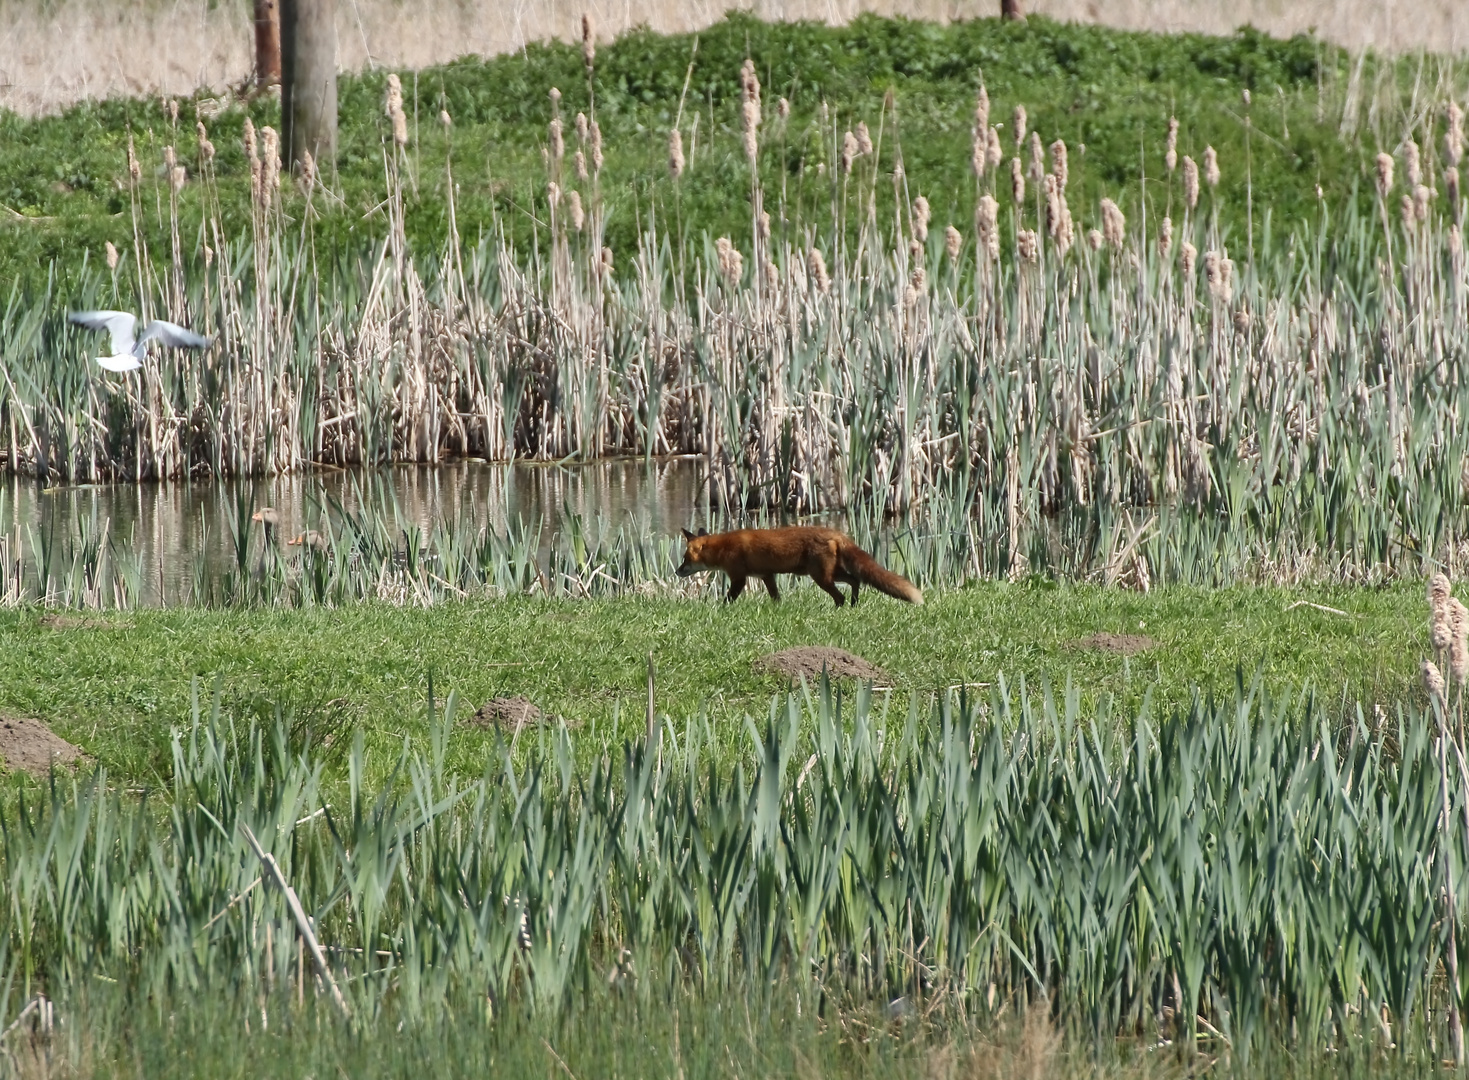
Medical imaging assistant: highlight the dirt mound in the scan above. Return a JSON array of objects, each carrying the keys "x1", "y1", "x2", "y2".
[
  {"x1": 0, "y1": 716, "x2": 85, "y2": 776},
  {"x1": 469, "y1": 696, "x2": 544, "y2": 732},
  {"x1": 756, "y1": 646, "x2": 890, "y2": 685},
  {"x1": 1065, "y1": 632, "x2": 1157, "y2": 655}
]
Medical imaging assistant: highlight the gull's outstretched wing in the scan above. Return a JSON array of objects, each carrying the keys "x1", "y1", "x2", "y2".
[
  {"x1": 136, "y1": 320, "x2": 212, "y2": 354},
  {"x1": 96, "y1": 353, "x2": 144, "y2": 373},
  {"x1": 68, "y1": 310, "x2": 138, "y2": 356}
]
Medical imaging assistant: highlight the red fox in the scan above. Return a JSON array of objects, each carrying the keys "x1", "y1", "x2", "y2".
[{"x1": 676, "y1": 526, "x2": 923, "y2": 607}]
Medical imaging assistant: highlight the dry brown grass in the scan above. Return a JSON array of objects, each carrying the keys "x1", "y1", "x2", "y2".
[{"x1": 1, "y1": 0, "x2": 1463, "y2": 116}]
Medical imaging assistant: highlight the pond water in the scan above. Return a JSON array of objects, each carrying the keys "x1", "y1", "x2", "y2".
[{"x1": 0, "y1": 457, "x2": 710, "y2": 605}]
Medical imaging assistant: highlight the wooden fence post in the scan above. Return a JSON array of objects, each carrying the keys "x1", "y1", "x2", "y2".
[
  {"x1": 254, "y1": 0, "x2": 281, "y2": 88},
  {"x1": 280, "y1": 0, "x2": 338, "y2": 171}
]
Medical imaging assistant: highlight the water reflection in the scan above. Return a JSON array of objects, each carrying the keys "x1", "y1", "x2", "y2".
[{"x1": 0, "y1": 458, "x2": 709, "y2": 605}]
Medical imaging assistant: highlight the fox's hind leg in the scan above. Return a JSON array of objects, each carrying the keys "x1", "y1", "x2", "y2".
[
  {"x1": 812, "y1": 567, "x2": 846, "y2": 606},
  {"x1": 762, "y1": 574, "x2": 781, "y2": 601},
  {"x1": 725, "y1": 575, "x2": 747, "y2": 602},
  {"x1": 836, "y1": 570, "x2": 861, "y2": 606},
  {"x1": 812, "y1": 546, "x2": 846, "y2": 606}
]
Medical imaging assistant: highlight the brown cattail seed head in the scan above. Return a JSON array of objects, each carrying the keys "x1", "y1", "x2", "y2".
[
  {"x1": 1451, "y1": 595, "x2": 1469, "y2": 668},
  {"x1": 574, "y1": 150, "x2": 588, "y2": 181},
  {"x1": 668, "y1": 129, "x2": 685, "y2": 178},
  {"x1": 909, "y1": 237, "x2": 924, "y2": 264},
  {"x1": 758, "y1": 210, "x2": 771, "y2": 240},
  {"x1": 1447, "y1": 102, "x2": 1465, "y2": 165},
  {"x1": 590, "y1": 121, "x2": 603, "y2": 172},
  {"x1": 1181, "y1": 240, "x2": 1197, "y2": 276},
  {"x1": 1050, "y1": 139, "x2": 1068, "y2": 191},
  {"x1": 1183, "y1": 155, "x2": 1199, "y2": 210},
  {"x1": 976, "y1": 195, "x2": 1000, "y2": 260},
  {"x1": 1203, "y1": 145, "x2": 1220, "y2": 187},
  {"x1": 972, "y1": 132, "x2": 987, "y2": 179},
  {"x1": 1423, "y1": 659, "x2": 1447, "y2": 710},
  {"x1": 841, "y1": 130, "x2": 858, "y2": 174},
  {"x1": 740, "y1": 58, "x2": 761, "y2": 109},
  {"x1": 945, "y1": 224, "x2": 963, "y2": 261},
  {"x1": 439, "y1": 109, "x2": 451, "y2": 129},
  {"x1": 196, "y1": 121, "x2": 215, "y2": 162},
  {"x1": 1375, "y1": 152, "x2": 1395, "y2": 199},
  {"x1": 1158, "y1": 216, "x2": 1173, "y2": 259},
  {"x1": 549, "y1": 86, "x2": 561, "y2": 106},
  {"x1": 1010, "y1": 157, "x2": 1025, "y2": 203},
  {"x1": 1100, "y1": 197, "x2": 1125, "y2": 249},
  {"x1": 104, "y1": 241, "x2": 119, "y2": 270},
  {"x1": 1044, "y1": 175, "x2": 1062, "y2": 236},
  {"x1": 1405, "y1": 139, "x2": 1422, "y2": 188},
  {"x1": 1028, "y1": 131, "x2": 1044, "y2": 183},
  {"x1": 1087, "y1": 228, "x2": 1103, "y2": 252},
  {"x1": 1401, "y1": 193, "x2": 1416, "y2": 230},
  {"x1": 1012, "y1": 104, "x2": 1027, "y2": 147},
  {"x1": 385, "y1": 74, "x2": 403, "y2": 120},
  {"x1": 567, "y1": 189, "x2": 585, "y2": 231},
  {"x1": 1414, "y1": 184, "x2": 1431, "y2": 222},
  {"x1": 575, "y1": 112, "x2": 588, "y2": 143},
  {"x1": 301, "y1": 149, "x2": 316, "y2": 189},
  {"x1": 600, "y1": 247, "x2": 614, "y2": 275},
  {"x1": 1204, "y1": 250, "x2": 1233, "y2": 304},
  {"x1": 1430, "y1": 571, "x2": 1452, "y2": 611},
  {"x1": 764, "y1": 259, "x2": 779, "y2": 288},
  {"x1": 581, "y1": 13, "x2": 595, "y2": 68},
  {"x1": 547, "y1": 181, "x2": 561, "y2": 212},
  {"x1": 974, "y1": 84, "x2": 990, "y2": 135},
  {"x1": 807, "y1": 247, "x2": 830, "y2": 293},
  {"x1": 912, "y1": 195, "x2": 931, "y2": 242},
  {"x1": 550, "y1": 117, "x2": 564, "y2": 160},
  {"x1": 855, "y1": 121, "x2": 873, "y2": 157},
  {"x1": 1017, "y1": 229, "x2": 1039, "y2": 263},
  {"x1": 1432, "y1": 609, "x2": 1453, "y2": 654},
  {"x1": 1165, "y1": 116, "x2": 1178, "y2": 173},
  {"x1": 168, "y1": 98, "x2": 178, "y2": 123},
  {"x1": 261, "y1": 126, "x2": 280, "y2": 189},
  {"x1": 1054, "y1": 203, "x2": 1074, "y2": 255},
  {"x1": 742, "y1": 101, "x2": 761, "y2": 162},
  {"x1": 170, "y1": 165, "x2": 186, "y2": 192},
  {"x1": 243, "y1": 118, "x2": 257, "y2": 161},
  {"x1": 163, "y1": 144, "x2": 176, "y2": 169},
  {"x1": 777, "y1": 97, "x2": 790, "y2": 120}
]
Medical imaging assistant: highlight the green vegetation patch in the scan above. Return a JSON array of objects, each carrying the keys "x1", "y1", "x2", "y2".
[
  {"x1": 0, "y1": 580, "x2": 1425, "y2": 788},
  {"x1": 0, "y1": 13, "x2": 1400, "y2": 291}
]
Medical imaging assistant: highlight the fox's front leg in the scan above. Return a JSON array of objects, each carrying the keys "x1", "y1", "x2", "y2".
[
  {"x1": 762, "y1": 574, "x2": 781, "y2": 601},
  {"x1": 725, "y1": 574, "x2": 748, "y2": 602}
]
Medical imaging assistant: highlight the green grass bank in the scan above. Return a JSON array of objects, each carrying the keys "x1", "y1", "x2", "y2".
[
  {"x1": 0, "y1": 579, "x2": 1427, "y2": 789},
  {"x1": 0, "y1": 13, "x2": 1423, "y2": 291}
]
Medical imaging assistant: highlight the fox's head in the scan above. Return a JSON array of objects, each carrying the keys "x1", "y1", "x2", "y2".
[{"x1": 676, "y1": 527, "x2": 710, "y2": 577}]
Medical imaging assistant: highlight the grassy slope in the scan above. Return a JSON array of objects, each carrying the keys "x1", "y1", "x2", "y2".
[
  {"x1": 0, "y1": 580, "x2": 1423, "y2": 788},
  {"x1": 0, "y1": 14, "x2": 1376, "y2": 293}
]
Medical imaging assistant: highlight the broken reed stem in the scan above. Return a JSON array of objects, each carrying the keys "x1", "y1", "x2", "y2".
[{"x1": 239, "y1": 823, "x2": 351, "y2": 1018}]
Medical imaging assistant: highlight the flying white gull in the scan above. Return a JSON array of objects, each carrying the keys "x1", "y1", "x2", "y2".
[{"x1": 67, "y1": 310, "x2": 213, "y2": 373}]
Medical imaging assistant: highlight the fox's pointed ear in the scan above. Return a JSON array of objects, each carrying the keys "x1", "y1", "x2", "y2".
[
  {"x1": 698, "y1": 527, "x2": 709, "y2": 536},
  {"x1": 681, "y1": 528, "x2": 696, "y2": 541}
]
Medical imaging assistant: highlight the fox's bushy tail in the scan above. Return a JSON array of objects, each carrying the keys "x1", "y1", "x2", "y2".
[{"x1": 841, "y1": 545, "x2": 924, "y2": 605}]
